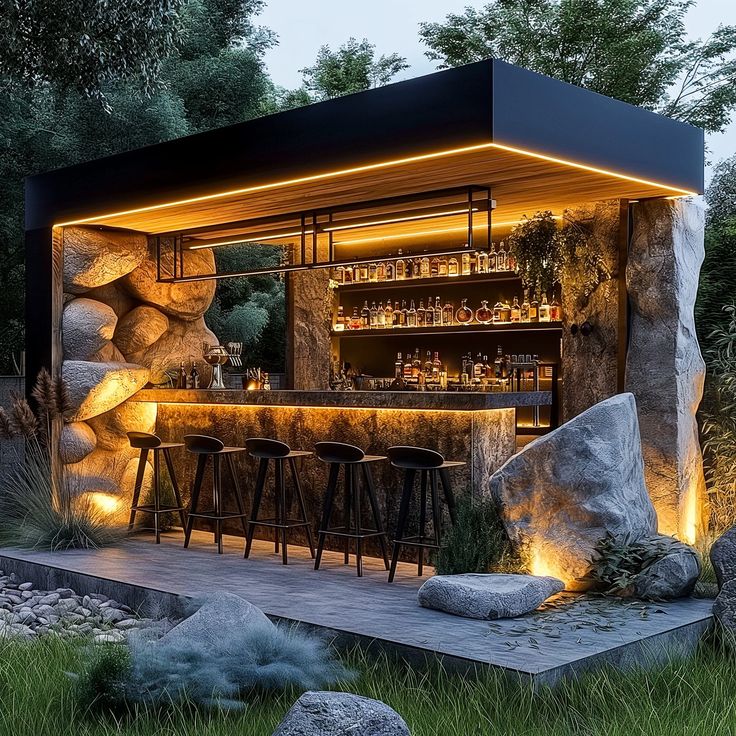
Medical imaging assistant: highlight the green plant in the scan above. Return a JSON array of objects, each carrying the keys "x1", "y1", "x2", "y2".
[
  {"x1": 76, "y1": 644, "x2": 132, "y2": 714},
  {"x1": 506, "y1": 211, "x2": 562, "y2": 293},
  {"x1": 557, "y1": 216, "x2": 609, "y2": 299},
  {"x1": 435, "y1": 495, "x2": 522, "y2": 575}
]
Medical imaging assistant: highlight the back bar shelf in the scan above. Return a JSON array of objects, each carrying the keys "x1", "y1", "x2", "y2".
[{"x1": 331, "y1": 322, "x2": 563, "y2": 339}]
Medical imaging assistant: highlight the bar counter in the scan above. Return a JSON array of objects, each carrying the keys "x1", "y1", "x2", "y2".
[{"x1": 130, "y1": 389, "x2": 550, "y2": 550}]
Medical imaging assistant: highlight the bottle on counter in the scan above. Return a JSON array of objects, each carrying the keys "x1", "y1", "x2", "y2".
[
  {"x1": 190, "y1": 361, "x2": 200, "y2": 389},
  {"x1": 177, "y1": 361, "x2": 187, "y2": 389}
]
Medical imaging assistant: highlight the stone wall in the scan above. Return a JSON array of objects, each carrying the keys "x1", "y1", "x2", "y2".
[
  {"x1": 59, "y1": 226, "x2": 218, "y2": 510},
  {"x1": 624, "y1": 199, "x2": 706, "y2": 541}
]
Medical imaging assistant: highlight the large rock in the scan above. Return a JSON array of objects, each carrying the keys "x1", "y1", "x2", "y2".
[
  {"x1": 710, "y1": 525, "x2": 736, "y2": 590},
  {"x1": 63, "y1": 226, "x2": 148, "y2": 294},
  {"x1": 59, "y1": 421, "x2": 97, "y2": 465},
  {"x1": 87, "y1": 400, "x2": 157, "y2": 451},
  {"x1": 632, "y1": 535, "x2": 700, "y2": 600},
  {"x1": 624, "y1": 199, "x2": 706, "y2": 540},
  {"x1": 273, "y1": 692, "x2": 410, "y2": 736},
  {"x1": 127, "y1": 316, "x2": 217, "y2": 385},
  {"x1": 114, "y1": 306, "x2": 169, "y2": 355},
  {"x1": 62, "y1": 361, "x2": 150, "y2": 421},
  {"x1": 62, "y1": 298, "x2": 118, "y2": 360},
  {"x1": 85, "y1": 282, "x2": 138, "y2": 318},
  {"x1": 64, "y1": 446, "x2": 138, "y2": 495},
  {"x1": 418, "y1": 573, "x2": 564, "y2": 620},
  {"x1": 713, "y1": 579, "x2": 736, "y2": 643},
  {"x1": 89, "y1": 341, "x2": 127, "y2": 363},
  {"x1": 122, "y1": 246, "x2": 216, "y2": 321},
  {"x1": 490, "y1": 393, "x2": 657, "y2": 590}
]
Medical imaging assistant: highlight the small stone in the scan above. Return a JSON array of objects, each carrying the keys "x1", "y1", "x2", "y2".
[
  {"x1": 100, "y1": 607, "x2": 126, "y2": 624},
  {"x1": 21, "y1": 591, "x2": 34, "y2": 599},
  {"x1": 115, "y1": 618, "x2": 141, "y2": 630},
  {"x1": 93, "y1": 632, "x2": 125, "y2": 644},
  {"x1": 55, "y1": 588, "x2": 76, "y2": 599},
  {"x1": 18, "y1": 582, "x2": 34, "y2": 591},
  {"x1": 39, "y1": 593, "x2": 60, "y2": 606},
  {"x1": 55, "y1": 599, "x2": 79, "y2": 615}
]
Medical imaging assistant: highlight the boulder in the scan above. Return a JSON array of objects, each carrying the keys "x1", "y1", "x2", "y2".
[
  {"x1": 624, "y1": 199, "x2": 706, "y2": 538},
  {"x1": 88, "y1": 341, "x2": 127, "y2": 363},
  {"x1": 114, "y1": 306, "x2": 169, "y2": 356},
  {"x1": 713, "y1": 578, "x2": 736, "y2": 643},
  {"x1": 272, "y1": 692, "x2": 410, "y2": 736},
  {"x1": 85, "y1": 282, "x2": 138, "y2": 318},
  {"x1": 490, "y1": 393, "x2": 657, "y2": 590},
  {"x1": 710, "y1": 525, "x2": 736, "y2": 590},
  {"x1": 632, "y1": 535, "x2": 700, "y2": 600},
  {"x1": 87, "y1": 400, "x2": 157, "y2": 451},
  {"x1": 62, "y1": 361, "x2": 150, "y2": 421},
  {"x1": 62, "y1": 298, "x2": 118, "y2": 360},
  {"x1": 127, "y1": 316, "x2": 217, "y2": 385},
  {"x1": 418, "y1": 573, "x2": 564, "y2": 620},
  {"x1": 63, "y1": 226, "x2": 148, "y2": 294},
  {"x1": 64, "y1": 447, "x2": 138, "y2": 496},
  {"x1": 59, "y1": 421, "x2": 97, "y2": 465},
  {"x1": 122, "y1": 246, "x2": 216, "y2": 321}
]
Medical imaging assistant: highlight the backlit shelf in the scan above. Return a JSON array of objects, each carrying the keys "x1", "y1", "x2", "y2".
[
  {"x1": 334, "y1": 271, "x2": 520, "y2": 292},
  {"x1": 331, "y1": 322, "x2": 563, "y2": 338}
]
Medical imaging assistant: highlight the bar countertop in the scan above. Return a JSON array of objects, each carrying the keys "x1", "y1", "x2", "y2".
[{"x1": 133, "y1": 389, "x2": 551, "y2": 411}]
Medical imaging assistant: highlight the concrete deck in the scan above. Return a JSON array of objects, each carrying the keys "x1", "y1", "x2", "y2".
[{"x1": 0, "y1": 530, "x2": 713, "y2": 686}]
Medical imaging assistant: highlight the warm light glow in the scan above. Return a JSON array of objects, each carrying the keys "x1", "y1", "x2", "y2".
[
  {"x1": 323, "y1": 208, "x2": 479, "y2": 233},
  {"x1": 87, "y1": 492, "x2": 123, "y2": 515},
  {"x1": 529, "y1": 544, "x2": 568, "y2": 586},
  {"x1": 680, "y1": 479, "x2": 702, "y2": 545},
  {"x1": 188, "y1": 230, "x2": 313, "y2": 249}
]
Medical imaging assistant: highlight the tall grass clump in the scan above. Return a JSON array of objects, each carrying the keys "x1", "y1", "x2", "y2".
[{"x1": 0, "y1": 368, "x2": 124, "y2": 550}]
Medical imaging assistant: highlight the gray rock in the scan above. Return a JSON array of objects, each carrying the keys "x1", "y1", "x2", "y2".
[
  {"x1": 115, "y1": 618, "x2": 141, "y2": 630},
  {"x1": 62, "y1": 298, "x2": 118, "y2": 360},
  {"x1": 60, "y1": 421, "x2": 97, "y2": 465},
  {"x1": 490, "y1": 393, "x2": 657, "y2": 590},
  {"x1": 100, "y1": 607, "x2": 127, "y2": 624},
  {"x1": 114, "y1": 305, "x2": 169, "y2": 355},
  {"x1": 418, "y1": 573, "x2": 564, "y2": 620},
  {"x1": 710, "y1": 525, "x2": 736, "y2": 590},
  {"x1": 39, "y1": 593, "x2": 60, "y2": 606},
  {"x1": 55, "y1": 598, "x2": 79, "y2": 615},
  {"x1": 63, "y1": 226, "x2": 148, "y2": 294},
  {"x1": 94, "y1": 632, "x2": 125, "y2": 644},
  {"x1": 272, "y1": 691, "x2": 410, "y2": 736},
  {"x1": 18, "y1": 582, "x2": 34, "y2": 591},
  {"x1": 624, "y1": 199, "x2": 706, "y2": 538},
  {"x1": 713, "y1": 578, "x2": 736, "y2": 643},
  {"x1": 632, "y1": 535, "x2": 700, "y2": 600}
]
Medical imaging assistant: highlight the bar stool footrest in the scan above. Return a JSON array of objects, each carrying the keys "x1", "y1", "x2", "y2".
[
  {"x1": 394, "y1": 535, "x2": 441, "y2": 550},
  {"x1": 188, "y1": 510, "x2": 248, "y2": 521},
  {"x1": 131, "y1": 504, "x2": 186, "y2": 514},
  {"x1": 249, "y1": 517, "x2": 313, "y2": 529},
  {"x1": 319, "y1": 527, "x2": 387, "y2": 540}
]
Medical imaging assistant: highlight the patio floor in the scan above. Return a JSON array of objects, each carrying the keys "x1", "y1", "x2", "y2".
[{"x1": 0, "y1": 530, "x2": 713, "y2": 686}]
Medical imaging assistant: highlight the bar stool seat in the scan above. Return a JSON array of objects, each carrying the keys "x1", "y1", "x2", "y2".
[
  {"x1": 314, "y1": 441, "x2": 390, "y2": 577},
  {"x1": 127, "y1": 432, "x2": 187, "y2": 544},
  {"x1": 183, "y1": 434, "x2": 249, "y2": 554},
  {"x1": 244, "y1": 438, "x2": 315, "y2": 564},
  {"x1": 387, "y1": 446, "x2": 462, "y2": 582}
]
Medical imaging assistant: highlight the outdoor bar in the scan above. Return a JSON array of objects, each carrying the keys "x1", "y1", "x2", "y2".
[{"x1": 25, "y1": 59, "x2": 705, "y2": 573}]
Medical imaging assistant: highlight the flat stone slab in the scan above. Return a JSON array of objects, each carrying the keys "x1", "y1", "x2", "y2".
[{"x1": 418, "y1": 573, "x2": 565, "y2": 619}]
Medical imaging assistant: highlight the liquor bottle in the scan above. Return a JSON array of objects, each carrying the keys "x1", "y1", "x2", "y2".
[
  {"x1": 336, "y1": 305, "x2": 345, "y2": 329},
  {"x1": 469, "y1": 251, "x2": 477, "y2": 274},
  {"x1": 530, "y1": 292, "x2": 539, "y2": 322},
  {"x1": 377, "y1": 301, "x2": 386, "y2": 327},
  {"x1": 369, "y1": 301, "x2": 378, "y2": 327},
  {"x1": 424, "y1": 350, "x2": 433, "y2": 376},
  {"x1": 416, "y1": 299, "x2": 425, "y2": 327},
  {"x1": 539, "y1": 293, "x2": 551, "y2": 322},
  {"x1": 376, "y1": 261, "x2": 386, "y2": 281},
  {"x1": 434, "y1": 296, "x2": 443, "y2": 326},
  {"x1": 500, "y1": 298, "x2": 512, "y2": 323},
  {"x1": 448, "y1": 257, "x2": 459, "y2": 277},
  {"x1": 400, "y1": 300, "x2": 408, "y2": 327},
  {"x1": 521, "y1": 290, "x2": 531, "y2": 323},
  {"x1": 511, "y1": 296, "x2": 521, "y2": 323},
  {"x1": 394, "y1": 352, "x2": 404, "y2": 378},
  {"x1": 359, "y1": 262, "x2": 369, "y2": 281},
  {"x1": 368, "y1": 263, "x2": 377, "y2": 282},
  {"x1": 550, "y1": 295, "x2": 561, "y2": 321},
  {"x1": 395, "y1": 300, "x2": 403, "y2": 327},
  {"x1": 438, "y1": 256, "x2": 449, "y2": 277},
  {"x1": 396, "y1": 253, "x2": 406, "y2": 280},
  {"x1": 177, "y1": 361, "x2": 187, "y2": 389},
  {"x1": 461, "y1": 353, "x2": 472, "y2": 383},
  {"x1": 461, "y1": 251, "x2": 471, "y2": 276},
  {"x1": 403, "y1": 353, "x2": 413, "y2": 379},
  {"x1": 420, "y1": 257, "x2": 431, "y2": 278},
  {"x1": 432, "y1": 351, "x2": 442, "y2": 380},
  {"x1": 456, "y1": 298, "x2": 473, "y2": 324},
  {"x1": 507, "y1": 247, "x2": 517, "y2": 273},
  {"x1": 352, "y1": 264, "x2": 361, "y2": 283},
  {"x1": 384, "y1": 300, "x2": 394, "y2": 327},
  {"x1": 494, "y1": 345, "x2": 504, "y2": 379},
  {"x1": 430, "y1": 256, "x2": 439, "y2": 277},
  {"x1": 477, "y1": 250, "x2": 489, "y2": 273},
  {"x1": 485, "y1": 356, "x2": 494, "y2": 380},
  {"x1": 475, "y1": 299, "x2": 493, "y2": 324},
  {"x1": 360, "y1": 300, "x2": 370, "y2": 328},
  {"x1": 385, "y1": 260, "x2": 395, "y2": 281},
  {"x1": 414, "y1": 257, "x2": 422, "y2": 278},
  {"x1": 350, "y1": 306, "x2": 361, "y2": 330},
  {"x1": 489, "y1": 243, "x2": 498, "y2": 272},
  {"x1": 412, "y1": 349, "x2": 421, "y2": 378},
  {"x1": 473, "y1": 352, "x2": 485, "y2": 379},
  {"x1": 443, "y1": 300, "x2": 454, "y2": 325},
  {"x1": 406, "y1": 258, "x2": 414, "y2": 279},
  {"x1": 497, "y1": 241, "x2": 508, "y2": 271},
  {"x1": 334, "y1": 265, "x2": 345, "y2": 283},
  {"x1": 493, "y1": 299, "x2": 504, "y2": 323},
  {"x1": 190, "y1": 362, "x2": 200, "y2": 389},
  {"x1": 482, "y1": 355, "x2": 490, "y2": 381},
  {"x1": 425, "y1": 297, "x2": 434, "y2": 327},
  {"x1": 343, "y1": 266, "x2": 353, "y2": 284},
  {"x1": 407, "y1": 300, "x2": 417, "y2": 327}
]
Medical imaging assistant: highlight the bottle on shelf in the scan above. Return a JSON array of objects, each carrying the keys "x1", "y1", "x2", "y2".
[
  {"x1": 430, "y1": 256, "x2": 439, "y2": 277},
  {"x1": 438, "y1": 256, "x2": 448, "y2": 277},
  {"x1": 400, "y1": 300, "x2": 408, "y2": 327},
  {"x1": 456, "y1": 298, "x2": 473, "y2": 324},
  {"x1": 334, "y1": 265, "x2": 345, "y2": 283},
  {"x1": 394, "y1": 352, "x2": 403, "y2": 378},
  {"x1": 434, "y1": 296, "x2": 443, "y2": 326},
  {"x1": 420, "y1": 257, "x2": 431, "y2": 278},
  {"x1": 461, "y1": 250, "x2": 471, "y2": 276},
  {"x1": 489, "y1": 243, "x2": 498, "y2": 272},
  {"x1": 500, "y1": 297, "x2": 512, "y2": 323},
  {"x1": 358, "y1": 262, "x2": 369, "y2": 281},
  {"x1": 493, "y1": 299, "x2": 504, "y2": 323},
  {"x1": 539, "y1": 293, "x2": 551, "y2": 322},
  {"x1": 407, "y1": 300, "x2": 417, "y2": 327},
  {"x1": 405, "y1": 258, "x2": 414, "y2": 279},
  {"x1": 412, "y1": 348, "x2": 421, "y2": 377},
  {"x1": 377, "y1": 301, "x2": 386, "y2": 327},
  {"x1": 403, "y1": 353, "x2": 413, "y2": 379},
  {"x1": 475, "y1": 299, "x2": 493, "y2": 324},
  {"x1": 477, "y1": 249, "x2": 489, "y2": 273},
  {"x1": 497, "y1": 241, "x2": 508, "y2": 271},
  {"x1": 432, "y1": 351, "x2": 442, "y2": 380},
  {"x1": 394, "y1": 300, "x2": 402, "y2": 327},
  {"x1": 448, "y1": 256, "x2": 459, "y2": 277},
  {"x1": 443, "y1": 300, "x2": 454, "y2": 326},
  {"x1": 385, "y1": 260, "x2": 395, "y2": 281},
  {"x1": 369, "y1": 301, "x2": 378, "y2": 328},
  {"x1": 424, "y1": 296, "x2": 434, "y2": 326},
  {"x1": 416, "y1": 299, "x2": 425, "y2": 327},
  {"x1": 350, "y1": 306, "x2": 361, "y2": 330},
  {"x1": 550, "y1": 295, "x2": 561, "y2": 321},
  {"x1": 376, "y1": 261, "x2": 386, "y2": 281},
  {"x1": 473, "y1": 353, "x2": 484, "y2": 379},
  {"x1": 396, "y1": 252, "x2": 406, "y2": 280},
  {"x1": 521, "y1": 290, "x2": 531, "y2": 323},
  {"x1": 384, "y1": 300, "x2": 394, "y2": 327},
  {"x1": 424, "y1": 350, "x2": 433, "y2": 376},
  {"x1": 336, "y1": 305, "x2": 345, "y2": 329},
  {"x1": 511, "y1": 296, "x2": 521, "y2": 323},
  {"x1": 530, "y1": 292, "x2": 539, "y2": 322}
]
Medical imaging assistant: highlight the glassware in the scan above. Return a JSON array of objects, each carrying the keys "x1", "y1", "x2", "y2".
[
  {"x1": 456, "y1": 298, "x2": 473, "y2": 324},
  {"x1": 448, "y1": 257, "x2": 459, "y2": 276},
  {"x1": 475, "y1": 299, "x2": 493, "y2": 324},
  {"x1": 521, "y1": 290, "x2": 531, "y2": 323},
  {"x1": 511, "y1": 296, "x2": 521, "y2": 323},
  {"x1": 420, "y1": 257, "x2": 431, "y2": 278},
  {"x1": 489, "y1": 243, "x2": 498, "y2": 272},
  {"x1": 497, "y1": 241, "x2": 508, "y2": 271},
  {"x1": 539, "y1": 293, "x2": 551, "y2": 322},
  {"x1": 203, "y1": 345, "x2": 230, "y2": 390},
  {"x1": 476, "y1": 250, "x2": 489, "y2": 273},
  {"x1": 493, "y1": 300, "x2": 504, "y2": 323},
  {"x1": 438, "y1": 256, "x2": 448, "y2": 277},
  {"x1": 442, "y1": 300, "x2": 454, "y2": 325},
  {"x1": 461, "y1": 251, "x2": 471, "y2": 276}
]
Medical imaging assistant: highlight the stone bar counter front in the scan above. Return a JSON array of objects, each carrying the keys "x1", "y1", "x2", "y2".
[{"x1": 131, "y1": 389, "x2": 548, "y2": 546}]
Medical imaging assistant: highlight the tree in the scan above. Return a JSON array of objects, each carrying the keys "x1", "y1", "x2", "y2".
[
  {"x1": 419, "y1": 0, "x2": 736, "y2": 133},
  {"x1": 0, "y1": 0, "x2": 184, "y2": 101},
  {"x1": 298, "y1": 38, "x2": 408, "y2": 101}
]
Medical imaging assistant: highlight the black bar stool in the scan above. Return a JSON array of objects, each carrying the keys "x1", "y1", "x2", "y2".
[
  {"x1": 314, "y1": 441, "x2": 390, "y2": 577},
  {"x1": 127, "y1": 432, "x2": 187, "y2": 544},
  {"x1": 244, "y1": 438, "x2": 315, "y2": 565},
  {"x1": 387, "y1": 445, "x2": 462, "y2": 583},
  {"x1": 183, "y1": 434, "x2": 248, "y2": 554}
]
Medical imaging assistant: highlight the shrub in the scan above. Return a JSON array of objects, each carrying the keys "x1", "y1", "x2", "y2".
[
  {"x1": 435, "y1": 495, "x2": 522, "y2": 575},
  {"x1": 75, "y1": 644, "x2": 132, "y2": 713}
]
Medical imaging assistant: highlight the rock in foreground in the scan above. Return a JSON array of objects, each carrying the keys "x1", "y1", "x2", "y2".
[
  {"x1": 418, "y1": 573, "x2": 564, "y2": 620},
  {"x1": 710, "y1": 525, "x2": 736, "y2": 590},
  {"x1": 714, "y1": 578, "x2": 736, "y2": 642},
  {"x1": 632, "y1": 535, "x2": 700, "y2": 600},
  {"x1": 272, "y1": 691, "x2": 410, "y2": 736},
  {"x1": 490, "y1": 393, "x2": 657, "y2": 590}
]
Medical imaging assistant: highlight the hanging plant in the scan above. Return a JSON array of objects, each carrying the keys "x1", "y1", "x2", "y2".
[
  {"x1": 506, "y1": 211, "x2": 562, "y2": 293},
  {"x1": 556, "y1": 217, "x2": 608, "y2": 299}
]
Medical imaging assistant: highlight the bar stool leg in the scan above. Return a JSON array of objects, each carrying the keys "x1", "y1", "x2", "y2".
[
  {"x1": 362, "y1": 464, "x2": 389, "y2": 570},
  {"x1": 128, "y1": 448, "x2": 149, "y2": 531},
  {"x1": 389, "y1": 468, "x2": 415, "y2": 583},
  {"x1": 184, "y1": 454, "x2": 207, "y2": 548},
  {"x1": 163, "y1": 448, "x2": 187, "y2": 530},
  {"x1": 213, "y1": 455, "x2": 223, "y2": 554},
  {"x1": 429, "y1": 470, "x2": 443, "y2": 552},
  {"x1": 289, "y1": 457, "x2": 315, "y2": 559},
  {"x1": 153, "y1": 450, "x2": 161, "y2": 544},
  {"x1": 353, "y1": 466, "x2": 363, "y2": 577},
  {"x1": 418, "y1": 470, "x2": 428, "y2": 576},
  {"x1": 273, "y1": 464, "x2": 281, "y2": 554},
  {"x1": 226, "y1": 454, "x2": 249, "y2": 537},
  {"x1": 244, "y1": 458, "x2": 268, "y2": 559},
  {"x1": 343, "y1": 466, "x2": 353, "y2": 564},
  {"x1": 439, "y1": 468, "x2": 458, "y2": 525},
  {"x1": 276, "y1": 459, "x2": 288, "y2": 564},
  {"x1": 315, "y1": 463, "x2": 340, "y2": 570}
]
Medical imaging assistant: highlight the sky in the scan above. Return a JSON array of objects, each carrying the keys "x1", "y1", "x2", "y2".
[{"x1": 258, "y1": 0, "x2": 736, "y2": 174}]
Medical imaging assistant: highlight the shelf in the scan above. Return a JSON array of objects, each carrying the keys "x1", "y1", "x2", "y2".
[
  {"x1": 334, "y1": 271, "x2": 520, "y2": 293},
  {"x1": 331, "y1": 322, "x2": 563, "y2": 338}
]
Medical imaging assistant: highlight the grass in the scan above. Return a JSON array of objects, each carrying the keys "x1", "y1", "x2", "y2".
[{"x1": 0, "y1": 636, "x2": 734, "y2": 735}]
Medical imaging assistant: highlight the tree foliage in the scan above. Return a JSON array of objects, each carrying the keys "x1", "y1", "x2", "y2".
[{"x1": 419, "y1": 0, "x2": 736, "y2": 132}]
